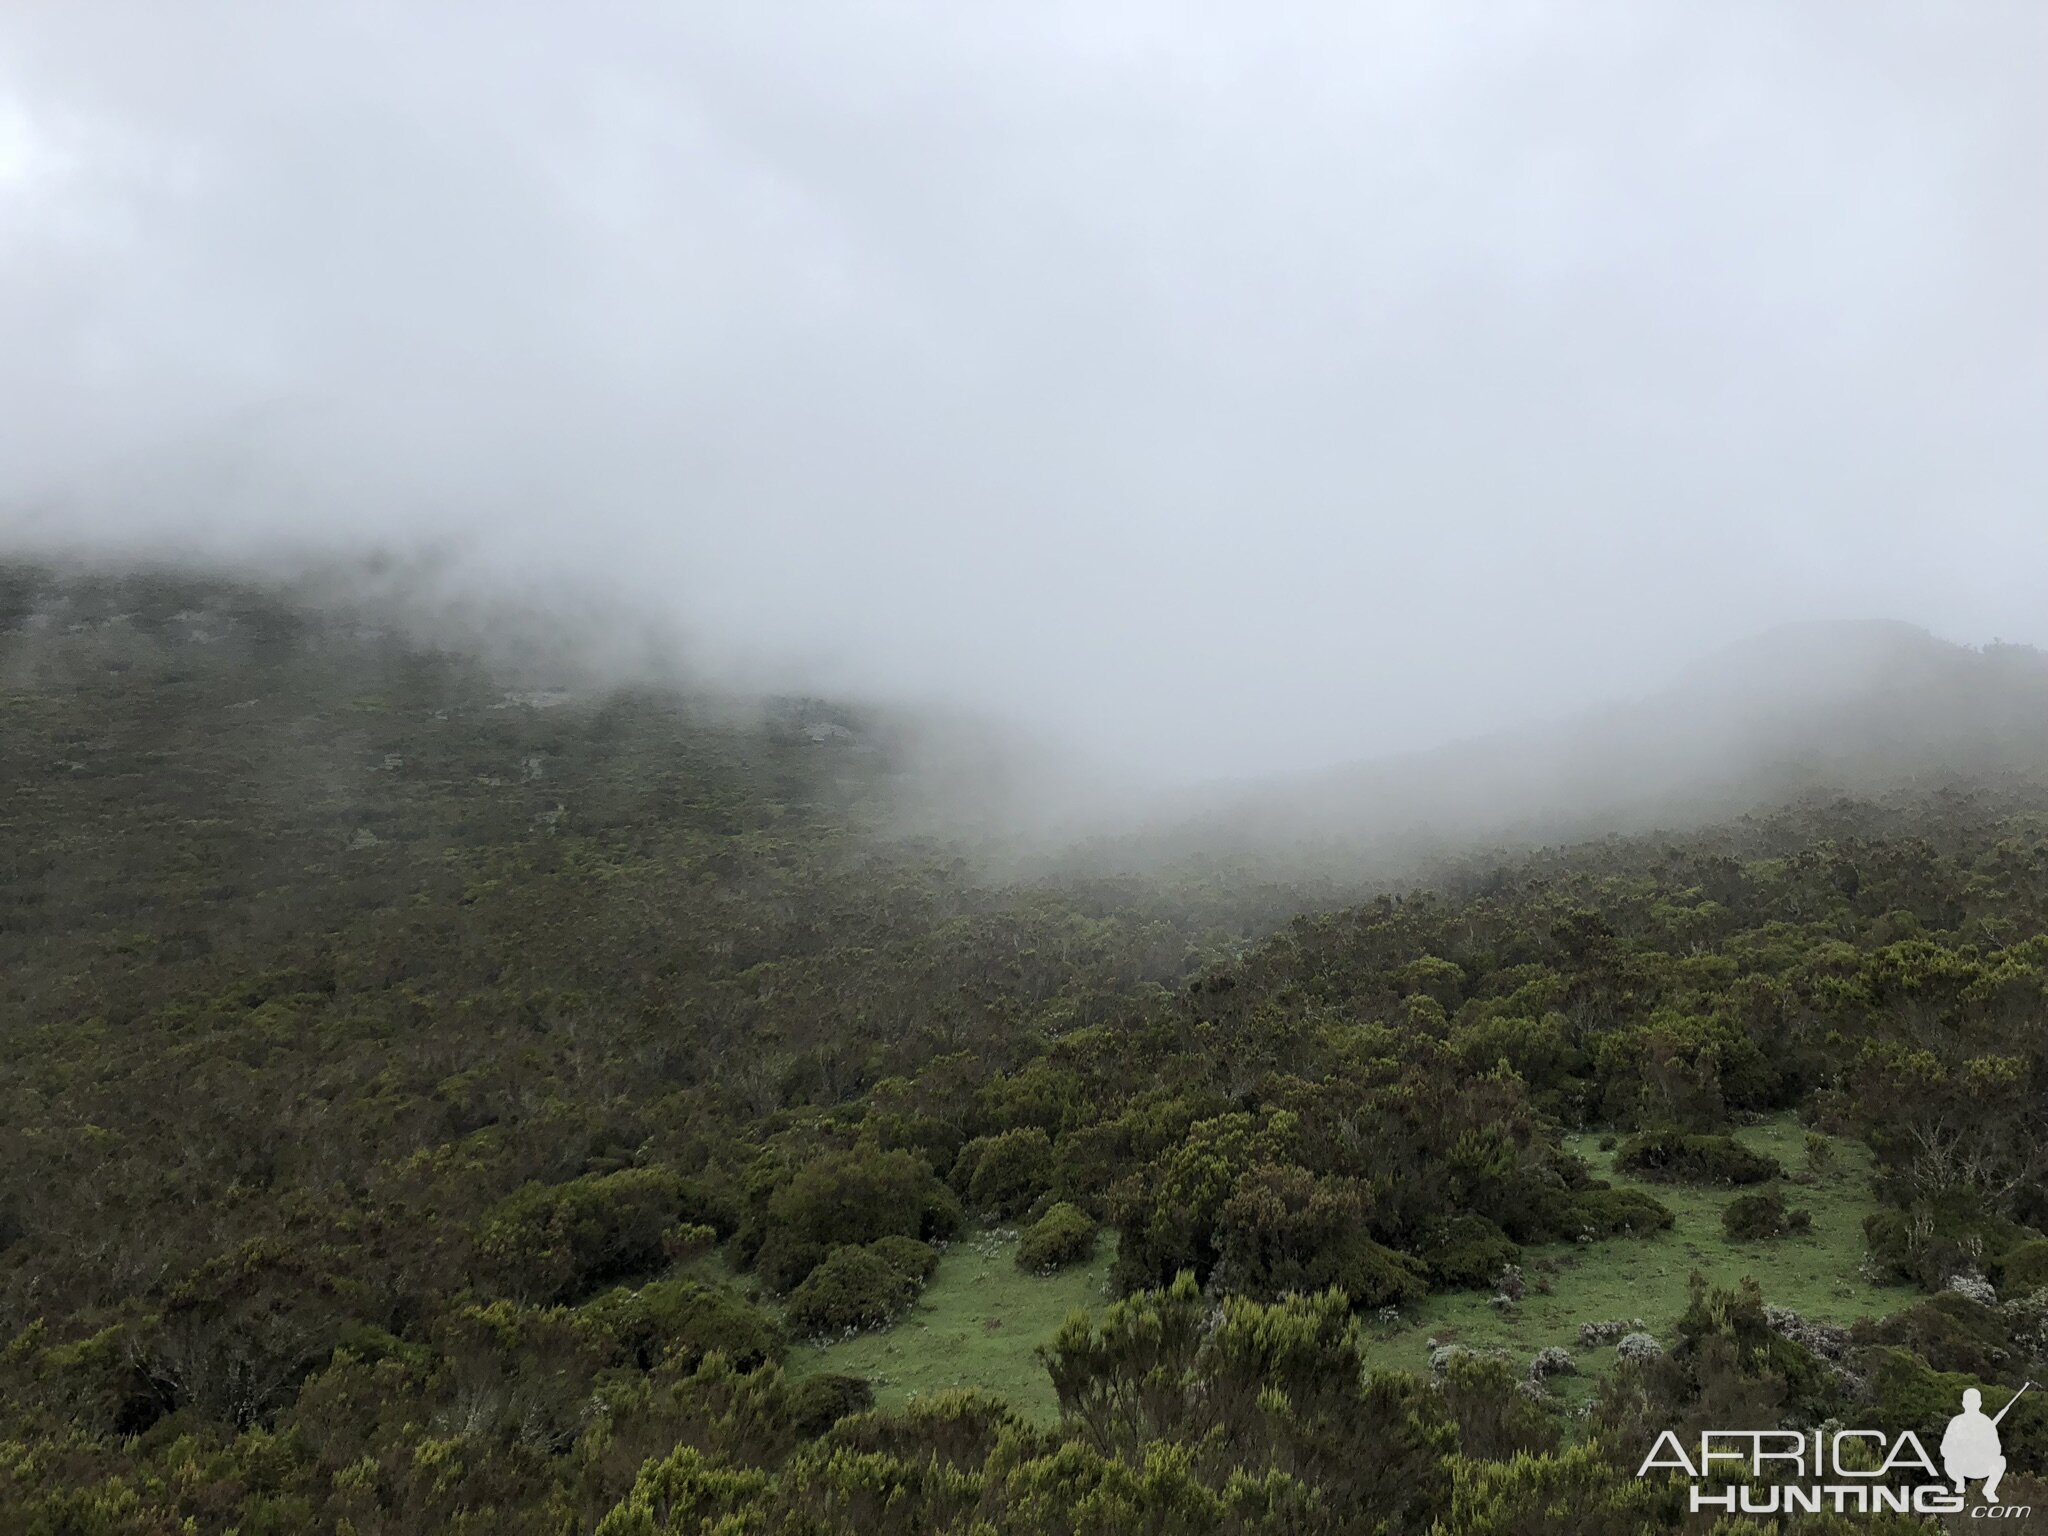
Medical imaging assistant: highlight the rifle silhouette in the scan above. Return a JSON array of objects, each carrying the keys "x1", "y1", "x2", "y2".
[{"x1": 1992, "y1": 1381, "x2": 2035, "y2": 1427}]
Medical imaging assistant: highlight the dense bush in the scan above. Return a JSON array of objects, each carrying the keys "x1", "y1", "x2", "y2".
[
  {"x1": 1614, "y1": 1131, "x2": 1781, "y2": 1186},
  {"x1": 787, "y1": 1372, "x2": 876, "y2": 1437},
  {"x1": 785, "y1": 1245, "x2": 918, "y2": 1335},
  {"x1": 1863, "y1": 1200, "x2": 2031, "y2": 1290},
  {"x1": 1996, "y1": 1236, "x2": 2048, "y2": 1294},
  {"x1": 1851, "y1": 1292, "x2": 2014, "y2": 1380},
  {"x1": 750, "y1": 1231, "x2": 829, "y2": 1295},
  {"x1": 867, "y1": 1234, "x2": 941, "y2": 1286},
  {"x1": 1569, "y1": 1185, "x2": 1674, "y2": 1238},
  {"x1": 956, "y1": 1127, "x2": 1056, "y2": 1220},
  {"x1": 1016, "y1": 1203, "x2": 1099, "y2": 1273},
  {"x1": 1211, "y1": 1164, "x2": 1428, "y2": 1309},
  {"x1": 476, "y1": 1168, "x2": 696, "y2": 1304},
  {"x1": 577, "y1": 1278, "x2": 783, "y2": 1370},
  {"x1": 766, "y1": 1147, "x2": 963, "y2": 1255},
  {"x1": 1422, "y1": 1214, "x2": 1521, "y2": 1289},
  {"x1": 1720, "y1": 1191, "x2": 1810, "y2": 1241}
]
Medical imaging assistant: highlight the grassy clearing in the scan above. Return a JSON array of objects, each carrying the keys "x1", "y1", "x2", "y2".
[
  {"x1": 788, "y1": 1118, "x2": 1917, "y2": 1421},
  {"x1": 1359, "y1": 1113, "x2": 1916, "y2": 1391},
  {"x1": 787, "y1": 1228, "x2": 1116, "y2": 1421}
]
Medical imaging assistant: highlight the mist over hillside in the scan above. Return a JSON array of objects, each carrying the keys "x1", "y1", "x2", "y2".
[
  {"x1": 10, "y1": 556, "x2": 2048, "y2": 1532},
  {"x1": 7, "y1": 3, "x2": 2048, "y2": 1526},
  {"x1": 5, "y1": 2, "x2": 2047, "y2": 781},
  {"x1": 11, "y1": 559, "x2": 2048, "y2": 886},
  {"x1": 1139, "y1": 619, "x2": 2048, "y2": 872}
]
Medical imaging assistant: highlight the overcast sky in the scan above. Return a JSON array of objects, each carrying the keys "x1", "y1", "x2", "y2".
[{"x1": 1, "y1": 2, "x2": 2043, "y2": 780}]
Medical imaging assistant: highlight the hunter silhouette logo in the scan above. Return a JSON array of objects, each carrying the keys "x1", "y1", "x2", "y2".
[
  {"x1": 1639, "y1": 1379, "x2": 2037, "y2": 1518},
  {"x1": 1944, "y1": 1383, "x2": 2028, "y2": 1504}
]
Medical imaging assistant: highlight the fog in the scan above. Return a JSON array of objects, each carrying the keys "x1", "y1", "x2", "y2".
[{"x1": 3, "y1": 2, "x2": 2045, "y2": 785}]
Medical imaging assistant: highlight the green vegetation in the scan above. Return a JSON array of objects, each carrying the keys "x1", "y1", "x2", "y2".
[
  {"x1": 1360, "y1": 1116, "x2": 1910, "y2": 1383},
  {"x1": 789, "y1": 1229, "x2": 1114, "y2": 1420},
  {"x1": 1614, "y1": 1129, "x2": 1782, "y2": 1185},
  {"x1": 6, "y1": 565, "x2": 2048, "y2": 1530},
  {"x1": 1722, "y1": 1189, "x2": 1810, "y2": 1240},
  {"x1": 1016, "y1": 1203, "x2": 1099, "y2": 1274}
]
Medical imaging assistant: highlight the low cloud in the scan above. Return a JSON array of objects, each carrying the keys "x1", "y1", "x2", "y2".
[{"x1": 3, "y1": 1, "x2": 2045, "y2": 781}]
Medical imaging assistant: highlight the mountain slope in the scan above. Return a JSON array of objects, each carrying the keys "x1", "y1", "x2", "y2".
[{"x1": 1155, "y1": 619, "x2": 2048, "y2": 866}]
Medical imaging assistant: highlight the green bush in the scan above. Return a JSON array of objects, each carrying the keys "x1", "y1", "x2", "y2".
[
  {"x1": 1017, "y1": 1203, "x2": 1099, "y2": 1273},
  {"x1": 477, "y1": 1168, "x2": 694, "y2": 1304},
  {"x1": 751, "y1": 1231, "x2": 828, "y2": 1294},
  {"x1": 1421, "y1": 1214, "x2": 1521, "y2": 1289},
  {"x1": 785, "y1": 1245, "x2": 917, "y2": 1335},
  {"x1": 867, "y1": 1234, "x2": 940, "y2": 1286},
  {"x1": 1864, "y1": 1200, "x2": 2029, "y2": 1290},
  {"x1": 1721, "y1": 1192, "x2": 1810, "y2": 1241},
  {"x1": 1996, "y1": 1236, "x2": 2048, "y2": 1294},
  {"x1": 1327, "y1": 1234, "x2": 1430, "y2": 1311},
  {"x1": 1851, "y1": 1293, "x2": 2012, "y2": 1380},
  {"x1": 787, "y1": 1372, "x2": 876, "y2": 1437},
  {"x1": 577, "y1": 1278, "x2": 784, "y2": 1370},
  {"x1": 766, "y1": 1147, "x2": 962, "y2": 1254},
  {"x1": 1614, "y1": 1131, "x2": 1780, "y2": 1186},
  {"x1": 958, "y1": 1128, "x2": 1056, "y2": 1220},
  {"x1": 1569, "y1": 1185, "x2": 1674, "y2": 1238}
]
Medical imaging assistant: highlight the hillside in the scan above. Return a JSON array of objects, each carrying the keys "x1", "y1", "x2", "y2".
[
  {"x1": 1144, "y1": 618, "x2": 2048, "y2": 871},
  {"x1": 5, "y1": 563, "x2": 2048, "y2": 1532}
]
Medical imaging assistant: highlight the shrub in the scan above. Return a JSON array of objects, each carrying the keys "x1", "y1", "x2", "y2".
[
  {"x1": 1996, "y1": 1236, "x2": 2048, "y2": 1295},
  {"x1": 661, "y1": 1222, "x2": 718, "y2": 1268},
  {"x1": 867, "y1": 1234, "x2": 941, "y2": 1286},
  {"x1": 786, "y1": 1245, "x2": 917, "y2": 1335},
  {"x1": 1017, "y1": 1203, "x2": 1098, "y2": 1273},
  {"x1": 752, "y1": 1231, "x2": 829, "y2": 1295},
  {"x1": 1422, "y1": 1214, "x2": 1521, "y2": 1289},
  {"x1": 959, "y1": 1128, "x2": 1056, "y2": 1220},
  {"x1": 1050, "y1": 1124, "x2": 1124, "y2": 1213},
  {"x1": 1208, "y1": 1164, "x2": 1428, "y2": 1310},
  {"x1": 1615, "y1": 1332, "x2": 1663, "y2": 1363},
  {"x1": 788, "y1": 1372, "x2": 875, "y2": 1437},
  {"x1": 1330, "y1": 1237, "x2": 1430, "y2": 1312},
  {"x1": 766, "y1": 1147, "x2": 962, "y2": 1259},
  {"x1": 1614, "y1": 1131, "x2": 1780, "y2": 1186},
  {"x1": 1435, "y1": 1350, "x2": 1558, "y2": 1460},
  {"x1": 2005, "y1": 1288, "x2": 2048, "y2": 1356},
  {"x1": 1569, "y1": 1185, "x2": 1674, "y2": 1239},
  {"x1": 1722, "y1": 1192, "x2": 1810, "y2": 1241},
  {"x1": 1529, "y1": 1346, "x2": 1576, "y2": 1379},
  {"x1": 1852, "y1": 1292, "x2": 2011, "y2": 1379},
  {"x1": 577, "y1": 1279, "x2": 784, "y2": 1370},
  {"x1": 1864, "y1": 1200, "x2": 2029, "y2": 1290},
  {"x1": 478, "y1": 1168, "x2": 694, "y2": 1304}
]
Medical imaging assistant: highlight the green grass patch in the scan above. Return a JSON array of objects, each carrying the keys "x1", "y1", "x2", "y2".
[
  {"x1": 789, "y1": 1118, "x2": 1918, "y2": 1419},
  {"x1": 787, "y1": 1228, "x2": 1115, "y2": 1422},
  {"x1": 1359, "y1": 1113, "x2": 1917, "y2": 1382}
]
